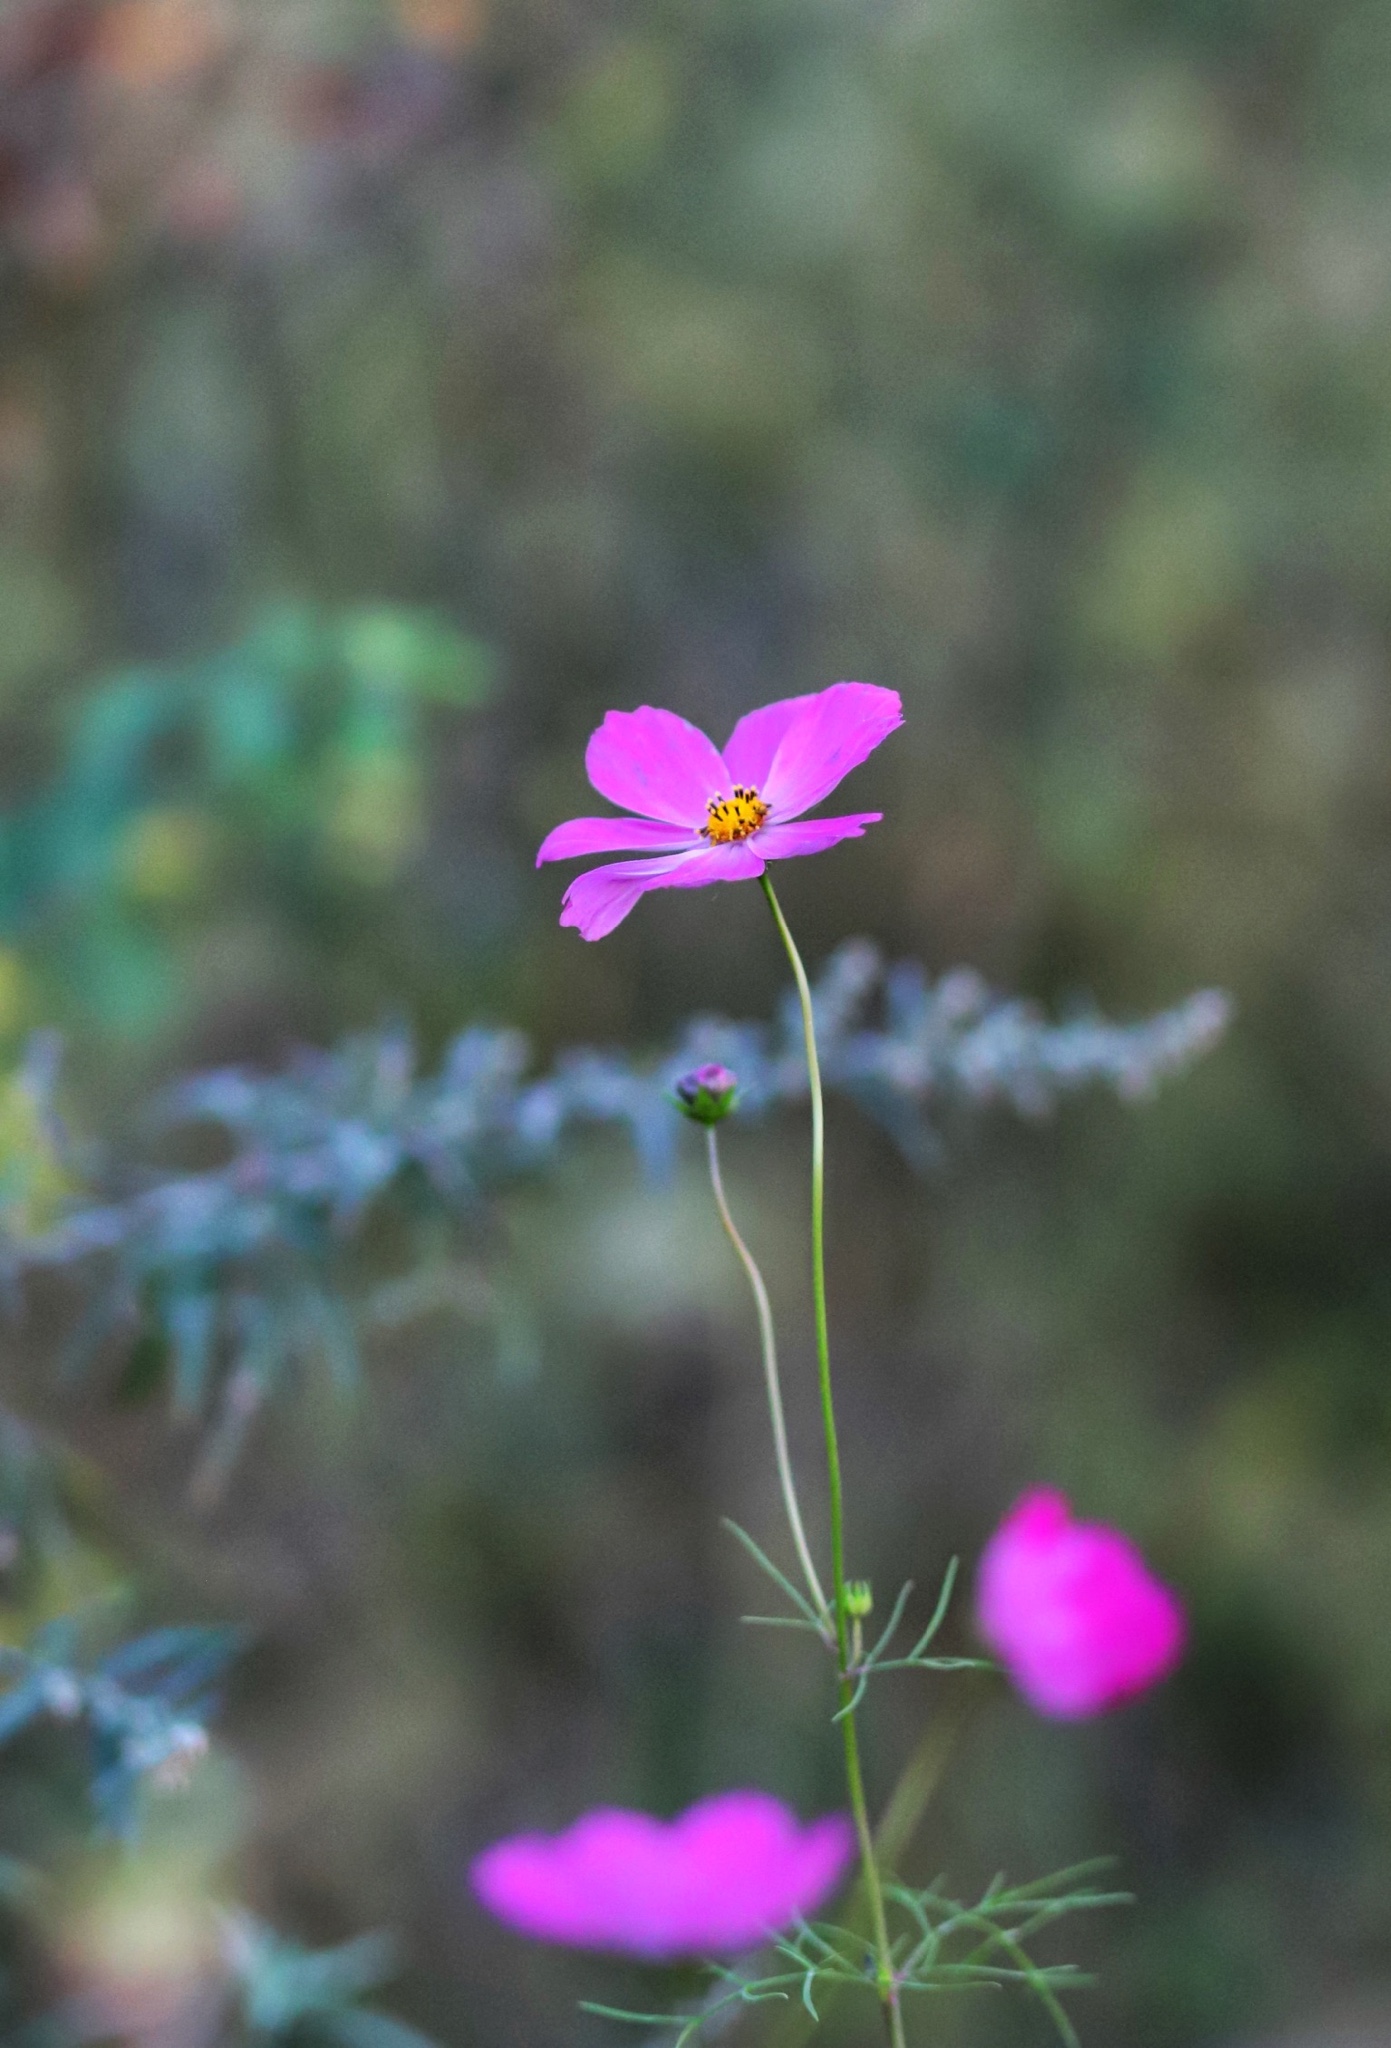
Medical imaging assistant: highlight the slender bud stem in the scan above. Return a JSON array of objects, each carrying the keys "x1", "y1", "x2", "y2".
[
  {"x1": 760, "y1": 874, "x2": 905, "y2": 2048},
  {"x1": 705, "y1": 1126, "x2": 831, "y2": 1631}
]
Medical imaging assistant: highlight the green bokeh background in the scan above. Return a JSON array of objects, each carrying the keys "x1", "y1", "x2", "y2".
[{"x1": 0, "y1": 0, "x2": 1388, "y2": 2041}]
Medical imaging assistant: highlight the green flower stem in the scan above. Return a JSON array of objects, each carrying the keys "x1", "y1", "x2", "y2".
[
  {"x1": 760, "y1": 873, "x2": 906, "y2": 2048},
  {"x1": 705, "y1": 1126, "x2": 832, "y2": 1630},
  {"x1": 765, "y1": 1713, "x2": 963, "y2": 2048}
]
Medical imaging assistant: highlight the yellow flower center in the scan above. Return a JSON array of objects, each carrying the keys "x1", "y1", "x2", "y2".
[{"x1": 702, "y1": 785, "x2": 769, "y2": 844}]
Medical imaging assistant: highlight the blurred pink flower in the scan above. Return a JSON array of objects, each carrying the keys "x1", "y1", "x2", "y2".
[
  {"x1": 976, "y1": 1489, "x2": 1186, "y2": 1719},
  {"x1": 537, "y1": 682, "x2": 903, "y2": 940},
  {"x1": 470, "y1": 1791, "x2": 854, "y2": 1960}
]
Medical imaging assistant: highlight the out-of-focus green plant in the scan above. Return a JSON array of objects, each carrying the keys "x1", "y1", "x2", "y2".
[
  {"x1": 0, "y1": 604, "x2": 493, "y2": 1045},
  {"x1": 0, "y1": 1408, "x2": 442, "y2": 2048},
  {"x1": 224, "y1": 1917, "x2": 441, "y2": 2048}
]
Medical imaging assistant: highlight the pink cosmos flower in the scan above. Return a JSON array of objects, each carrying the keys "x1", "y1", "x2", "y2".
[
  {"x1": 537, "y1": 682, "x2": 903, "y2": 940},
  {"x1": 976, "y1": 1489, "x2": 1186, "y2": 1720},
  {"x1": 470, "y1": 1790, "x2": 854, "y2": 1960}
]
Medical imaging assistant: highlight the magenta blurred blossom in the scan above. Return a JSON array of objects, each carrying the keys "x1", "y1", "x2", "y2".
[
  {"x1": 537, "y1": 682, "x2": 903, "y2": 939},
  {"x1": 976, "y1": 1489, "x2": 1186, "y2": 1719},
  {"x1": 470, "y1": 1791, "x2": 855, "y2": 1959}
]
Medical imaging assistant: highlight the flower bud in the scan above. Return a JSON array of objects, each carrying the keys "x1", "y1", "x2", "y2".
[
  {"x1": 672, "y1": 1064, "x2": 739, "y2": 1126},
  {"x1": 845, "y1": 1581, "x2": 873, "y2": 1619}
]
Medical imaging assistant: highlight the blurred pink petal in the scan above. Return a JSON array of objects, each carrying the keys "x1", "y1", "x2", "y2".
[
  {"x1": 721, "y1": 692, "x2": 819, "y2": 788},
  {"x1": 560, "y1": 842, "x2": 765, "y2": 941},
  {"x1": 585, "y1": 706, "x2": 730, "y2": 826},
  {"x1": 756, "y1": 813, "x2": 882, "y2": 860},
  {"x1": 761, "y1": 683, "x2": 904, "y2": 820},
  {"x1": 471, "y1": 1791, "x2": 855, "y2": 1960},
  {"x1": 536, "y1": 816, "x2": 697, "y2": 865},
  {"x1": 976, "y1": 1489, "x2": 1186, "y2": 1719}
]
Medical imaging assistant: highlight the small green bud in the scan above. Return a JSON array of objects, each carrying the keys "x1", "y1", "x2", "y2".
[
  {"x1": 673, "y1": 1063, "x2": 739, "y2": 1126},
  {"x1": 845, "y1": 1580, "x2": 873, "y2": 1619}
]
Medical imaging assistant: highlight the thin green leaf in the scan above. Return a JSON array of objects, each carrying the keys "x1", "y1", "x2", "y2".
[
  {"x1": 904, "y1": 1556, "x2": 960, "y2": 1659},
  {"x1": 781, "y1": 1920, "x2": 840, "y2": 1963},
  {"x1": 720, "y1": 1518, "x2": 823, "y2": 1629},
  {"x1": 990, "y1": 1857, "x2": 1120, "y2": 1903},
  {"x1": 578, "y1": 2003, "x2": 682, "y2": 2028},
  {"x1": 861, "y1": 1579, "x2": 915, "y2": 1668},
  {"x1": 830, "y1": 1670, "x2": 869, "y2": 1723},
  {"x1": 911, "y1": 1898, "x2": 1081, "y2": 2048},
  {"x1": 913, "y1": 1656, "x2": 994, "y2": 1673}
]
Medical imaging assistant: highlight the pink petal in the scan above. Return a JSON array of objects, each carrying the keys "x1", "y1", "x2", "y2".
[
  {"x1": 473, "y1": 1812, "x2": 672, "y2": 1954},
  {"x1": 470, "y1": 1794, "x2": 854, "y2": 1960},
  {"x1": 560, "y1": 842, "x2": 765, "y2": 942},
  {"x1": 560, "y1": 1810, "x2": 683, "y2": 1957},
  {"x1": 665, "y1": 1793, "x2": 849, "y2": 1952},
  {"x1": 667, "y1": 1793, "x2": 790, "y2": 1949},
  {"x1": 761, "y1": 683, "x2": 904, "y2": 821},
  {"x1": 977, "y1": 1489, "x2": 1186, "y2": 1720},
  {"x1": 758, "y1": 812, "x2": 882, "y2": 861},
  {"x1": 721, "y1": 694, "x2": 820, "y2": 789},
  {"x1": 585, "y1": 706, "x2": 728, "y2": 827},
  {"x1": 472, "y1": 1833, "x2": 600, "y2": 1947},
  {"x1": 536, "y1": 816, "x2": 698, "y2": 865}
]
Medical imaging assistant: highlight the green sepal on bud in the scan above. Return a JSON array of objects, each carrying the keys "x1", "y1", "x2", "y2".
[
  {"x1": 845, "y1": 1580, "x2": 873, "y2": 1619},
  {"x1": 673, "y1": 1063, "x2": 739, "y2": 1126}
]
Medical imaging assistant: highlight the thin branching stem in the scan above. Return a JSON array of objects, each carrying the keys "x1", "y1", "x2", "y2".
[
  {"x1": 761, "y1": 873, "x2": 906, "y2": 2048},
  {"x1": 705, "y1": 1126, "x2": 830, "y2": 1628}
]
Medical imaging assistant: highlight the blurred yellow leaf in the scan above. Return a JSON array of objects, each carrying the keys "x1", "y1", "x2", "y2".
[
  {"x1": 117, "y1": 808, "x2": 214, "y2": 905},
  {"x1": 0, "y1": 1057, "x2": 72, "y2": 1240},
  {"x1": 322, "y1": 754, "x2": 424, "y2": 884}
]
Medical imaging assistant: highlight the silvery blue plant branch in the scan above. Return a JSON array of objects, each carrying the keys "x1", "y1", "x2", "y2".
[
  {"x1": 0, "y1": 1615, "x2": 236, "y2": 1837},
  {"x1": 219, "y1": 1915, "x2": 441, "y2": 2048},
  {"x1": 1, "y1": 942, "x2": 1227, "y2": 1466}
]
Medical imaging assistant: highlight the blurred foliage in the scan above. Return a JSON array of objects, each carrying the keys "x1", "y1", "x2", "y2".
[
  {"x1": 0, "y1": 1614, "x2": 233, "y2": 1836},
  {"x1": 0, "y1": 604, "x2": 492, "y2": 1050},
  {"x1": 0, "y1": 0, "x2": 1382, "y2": 2045},
  {"x1": 0, "y1": 1415, "x2": 439, "y2": 2048}
]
